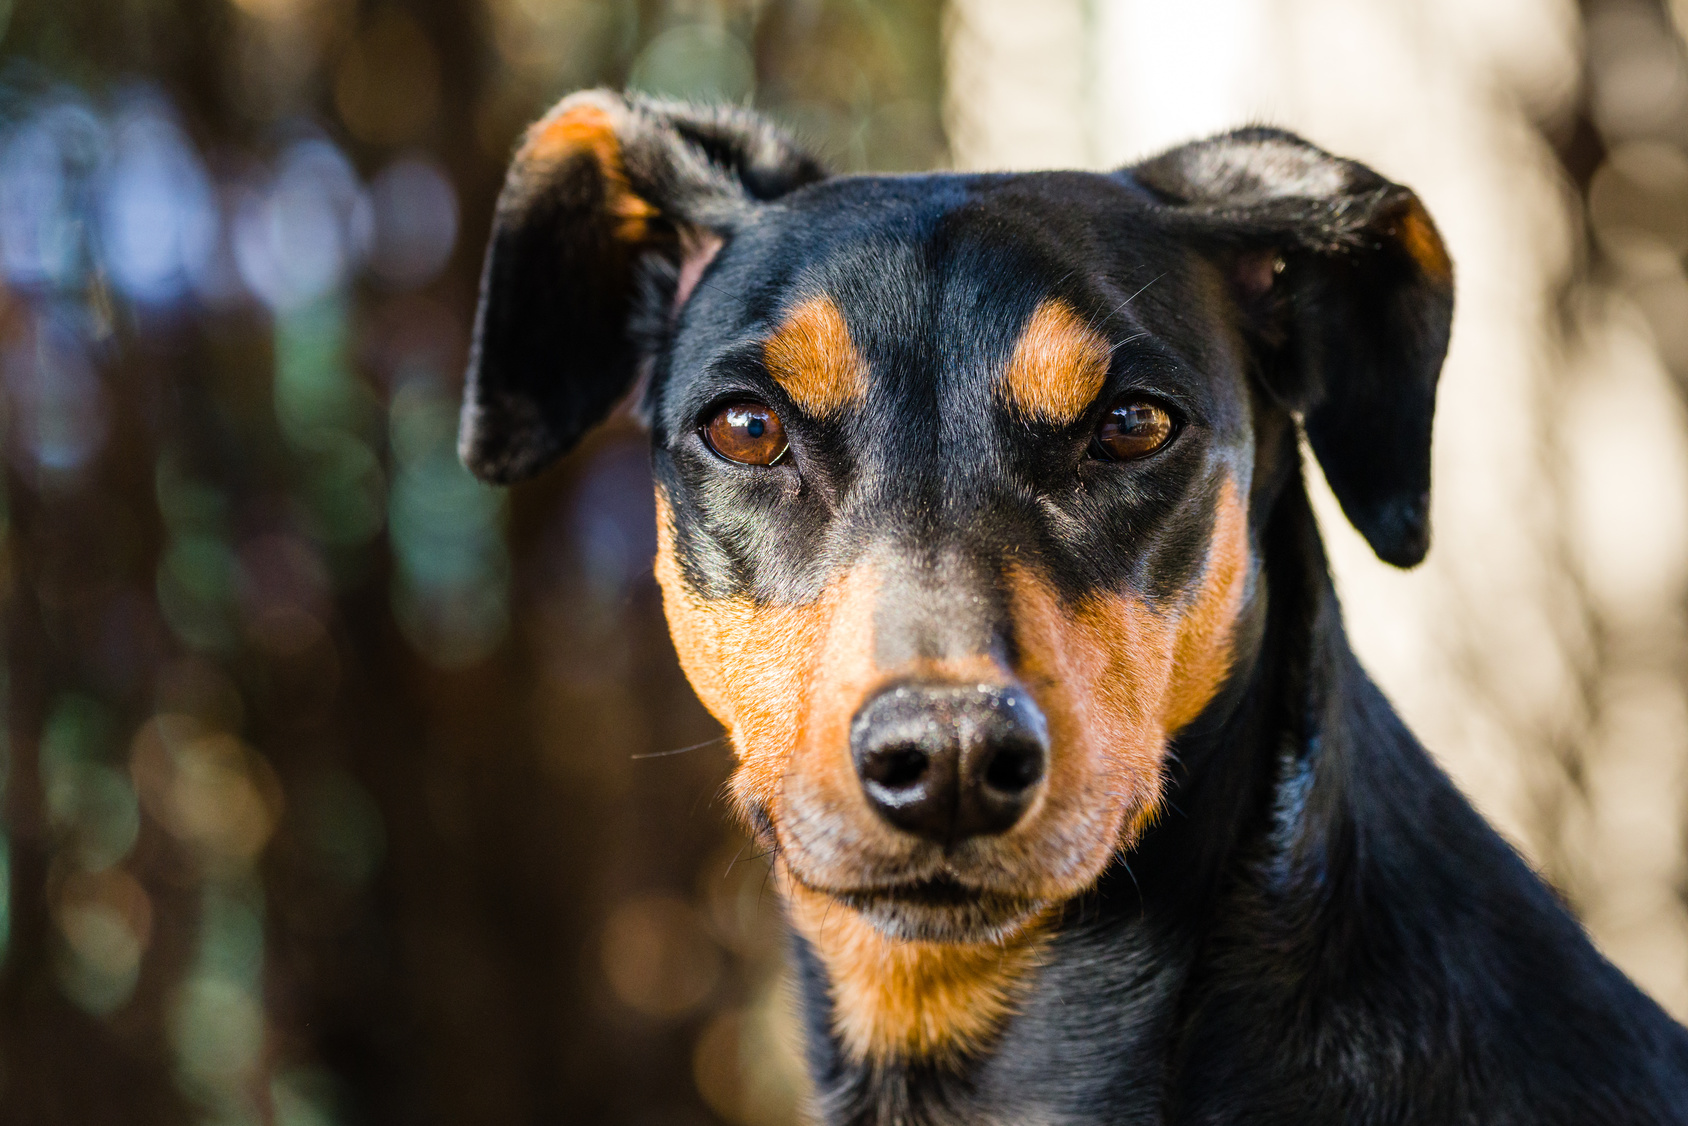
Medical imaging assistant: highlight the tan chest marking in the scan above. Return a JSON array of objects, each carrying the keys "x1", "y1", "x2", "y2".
[{"x1": 783, "y1": 875, "x2": 1053, "y2": 1066}]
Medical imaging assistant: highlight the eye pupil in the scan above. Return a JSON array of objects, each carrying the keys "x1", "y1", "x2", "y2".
[
  {"x1": 1092, "y1": 398, "x2": 1175, "y2": 461},
  {"x1": 703, "y1": 401, "x2": 789, "y2": 466}
]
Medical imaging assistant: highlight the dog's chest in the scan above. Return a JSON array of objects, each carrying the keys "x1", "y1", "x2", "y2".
[{"x1": 809, "y1": 919, "x2": 1187, "y2": 1126}]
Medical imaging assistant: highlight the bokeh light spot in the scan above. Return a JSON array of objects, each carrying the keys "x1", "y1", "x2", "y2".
[
  {"x1": 234, "y1": 140, "x2": 370, "y2": 312},
  {"x1": 272, "y1": 1067, "x2": 342, "y2": 1126},
  {"x1": 131, "y1": 720, "x2": 283, "y2": 869},
  {"x1": 3, "y1": 309, "x2": 108, "y2": 474},
  {"x1": 97, "y1": 91, "x2": 217, "y2": 305},
  {"x1": 600, "y1": 894, "x2": 723, "y2": 1020},
  {"x1": 293, "y1": 770, "x2": 386, "y2": 887},
  {"x1": 171, "y1": 973, "x2": 264, "y2": 1091},
  {"x1": 335, "y1": 8, "x2": 442, "y2": 146},
  {"x1": 628, "y1": 24, "x2": 756, "y2": 102},
  {"x1": 368, "y1": 156, "x2": 458, "y2": 288},
  {"x1": 52, "y1": 866, "x2": 151, "y2": 1015},
  {"x1": 0, "y1": 99, "x2": 106, "y2": 291},
  {"x1": 690, "y1": 976, "x2": 808, "y2": 1126}
]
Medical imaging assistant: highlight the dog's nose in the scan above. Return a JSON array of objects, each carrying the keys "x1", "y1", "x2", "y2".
[{"x1": 849, "y1": 682, "x2": 1048, "y2": 844}]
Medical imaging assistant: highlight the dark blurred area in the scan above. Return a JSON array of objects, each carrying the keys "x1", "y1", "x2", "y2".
[{"x1": 0, "y1": 1, "x2": 939, "y2": 1123}]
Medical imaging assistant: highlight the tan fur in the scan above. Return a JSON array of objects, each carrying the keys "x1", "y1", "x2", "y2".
[
  {"x1": 1161, "y1": 478, "x2": 1252, "y2": 731},
  {"x1": 652, "y1": 475, "x2": 1251, "y2": 1065},
  {"x1": 523, "y1": 101, "x2": 656, "y2": 243},
  {"x1": 654, "y1": 492, "x2": 874, "y2": 817},
  {"x1": 1392, "y1": 198, "x2": 1453, "y2": 286},
  {"x1": 1000, "y1": 298, "x2": 1113, "y2": 425},
  {"x1": 762, "y1": 296, "x2": 869, "y2": 418},
  {"x1": 1005, "y1": 477, "x2": 1251, "y2": 862},
  {"x1": 782, "y1": 875, "x2": 1053, "y2": 1065}
]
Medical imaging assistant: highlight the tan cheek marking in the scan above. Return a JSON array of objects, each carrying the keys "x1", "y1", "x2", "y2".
[
  {"x1": 1000, "y1": 298, "x2": 1112, "y2": 425},
  {"x1": 653, "y1": 493, "x2": 879, "y2": 824},
  {"x1": 522, "y1": 101, "x2": 656, "y2": 243},
  {"x1": 1392, "y1": 197, "x2": 1453, "y2": 287},
  {"x1": 762, "y1": 296, "x2": 867, "y2": 417},
  {"x1": 1008, "y1": 570, "x2": 1174, "y2": 859},
  {"x1": 774, "y1": 559, "x2": 884, "y2": 829},
  {"x1": 655, "y1": 493, "x2": 825, "y2": 814},
  {"x1": 1005, "y1": 476, "x2": 1251, "y2": 858},
  {"x1": 1162, "y1": 477, "x2": 1250, "y2": 732},
  {"x1": 782, "y1": 874, "x2": 1053, "y2": 1066}
]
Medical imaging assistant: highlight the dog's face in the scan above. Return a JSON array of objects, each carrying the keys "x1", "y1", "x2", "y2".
[
  {"x1": 460, "y1": 91, "x2": 1452, "y2": 1060},
  {"x1": 650, "y1": 172, "x2": 1262, "y2": 944}
]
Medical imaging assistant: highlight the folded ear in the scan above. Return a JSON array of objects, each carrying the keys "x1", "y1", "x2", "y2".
[
  {"x1": 459, "y1": 89, "x2": 826, "y2": 483},
  {"x1": 1129, "y1": 127, "x2": 1454, "y2": 568}
]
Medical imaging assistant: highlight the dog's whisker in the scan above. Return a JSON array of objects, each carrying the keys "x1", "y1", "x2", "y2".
[
  {"x1": 723, "y1": 837, "x2": 752, "y2": 878},
  {"x1": 1107, "y1": 330, "x2": 1151, "y2": 357},
  {"x1": 629, "y1": 735, "x2": 727, "y2": 760},
  {"x1": 1113, "y1": 273, "x2": 1165, "y2": 316}
]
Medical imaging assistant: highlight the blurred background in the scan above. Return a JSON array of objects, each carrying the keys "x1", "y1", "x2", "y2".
[{"x1": 0, "y1": 0, "x2": 1684, "y2": 1122}]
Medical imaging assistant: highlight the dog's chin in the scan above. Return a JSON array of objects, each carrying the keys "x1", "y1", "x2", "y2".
[{"x1": 833, "y1": 880, "x2": 1045, "y2": 944}]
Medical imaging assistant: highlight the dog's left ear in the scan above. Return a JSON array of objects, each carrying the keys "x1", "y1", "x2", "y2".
[
  {"x1": 459, "y1": 90, "x2": 826, "y2": 484},
  {"x1": 1129, "y1": 127, "x2": 1454, "y2": 568}
]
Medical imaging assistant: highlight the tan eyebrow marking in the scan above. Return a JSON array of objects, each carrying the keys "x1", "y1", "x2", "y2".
[
  {"x1": 1000, "y1": 298, "x2": 1113, "y2": 425},
  {"x1": 762, "y1": 295, "x2": 868, "y2": 417}
]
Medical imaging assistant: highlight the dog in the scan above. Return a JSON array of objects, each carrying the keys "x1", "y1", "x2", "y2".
[{"x1": 457, "y1": 90, "x2": 1688, "y2": 1124}]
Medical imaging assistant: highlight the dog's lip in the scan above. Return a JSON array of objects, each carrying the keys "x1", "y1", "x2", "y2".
[
  {"x1": 796, "y1": 871, "x2": 1040, "y2": 911},
  {"x1": 841, "y1": 876, "x2": 989, "y2": 907}
]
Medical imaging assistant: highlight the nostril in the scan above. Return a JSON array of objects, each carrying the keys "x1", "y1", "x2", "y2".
[
  {"x1": 982, "y1": 740, "x2": 1044, "y2": 795},
  {"x1": 862, "y1": 745, "x2": 930, "y2": 790}
]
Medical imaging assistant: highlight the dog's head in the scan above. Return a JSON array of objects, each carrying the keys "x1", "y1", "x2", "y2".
[{"x1": 461, "y1": 90, "x2": 1452, "y2": 1059}]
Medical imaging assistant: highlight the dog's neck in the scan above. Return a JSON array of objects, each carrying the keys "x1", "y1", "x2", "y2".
[{"x1": 793, "y1": 476, "x2": 1348, "y2": 1125}]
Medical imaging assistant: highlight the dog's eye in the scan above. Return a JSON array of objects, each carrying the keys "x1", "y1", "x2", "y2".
[
  {"x1": 703, "y1": 401, "x2": 789, "y2": 466},
  {"x1": 1091, "y1": 397, "x2": 1176, "y2": 461}
]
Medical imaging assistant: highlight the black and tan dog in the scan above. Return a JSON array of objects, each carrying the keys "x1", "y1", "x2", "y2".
[{"x1": 458, "y1": 90, "x2": 1688, "y2": 1124}]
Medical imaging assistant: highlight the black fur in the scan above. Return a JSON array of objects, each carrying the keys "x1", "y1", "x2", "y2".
[
  {"x1": 458, "y1": 90, "x2": 825, "y2": 483},
  {"x1": 1132, "y1": 128, "x2": 1451, "y2": 567},
  {"x1": 460, "y1": 93, "x2": 1688, "y2": 1124}
]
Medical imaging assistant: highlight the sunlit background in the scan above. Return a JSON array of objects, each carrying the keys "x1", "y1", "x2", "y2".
[{"x1": 0, "y1": 1, "x2": 1684, "y2": 1123}]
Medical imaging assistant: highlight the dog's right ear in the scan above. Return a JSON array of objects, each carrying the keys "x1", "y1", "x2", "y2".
[
  {"x1": 1129, "y1": 128, "x2": 1454, "y2": 568},
  {"x1": 458, "y1": 90, "x2": 826, "y2": 484}
]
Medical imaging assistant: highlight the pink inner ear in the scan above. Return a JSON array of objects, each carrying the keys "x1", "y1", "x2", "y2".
[
  {"x1": 1232, "y1": 249, "x2": 1284, "y2": 300},
  {"x1": 674, "y1": 231, "x2": 725, "y2": 314}
]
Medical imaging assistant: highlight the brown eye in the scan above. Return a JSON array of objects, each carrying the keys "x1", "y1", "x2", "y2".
[
  {"x1": 703, "y1": 401, "x2": 789, "y2": 466},
  {"x1": 1092, "y1": 398, "x2": 1175, "y2": 461}
]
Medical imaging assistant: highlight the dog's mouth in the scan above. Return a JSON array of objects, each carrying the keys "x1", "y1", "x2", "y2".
[
  {"x1": 817, "y1": 874, "x2": 1046, "y2": 944},
  {"x1": 839, "y1": 876, "x2": 979, "y2": 908}
]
